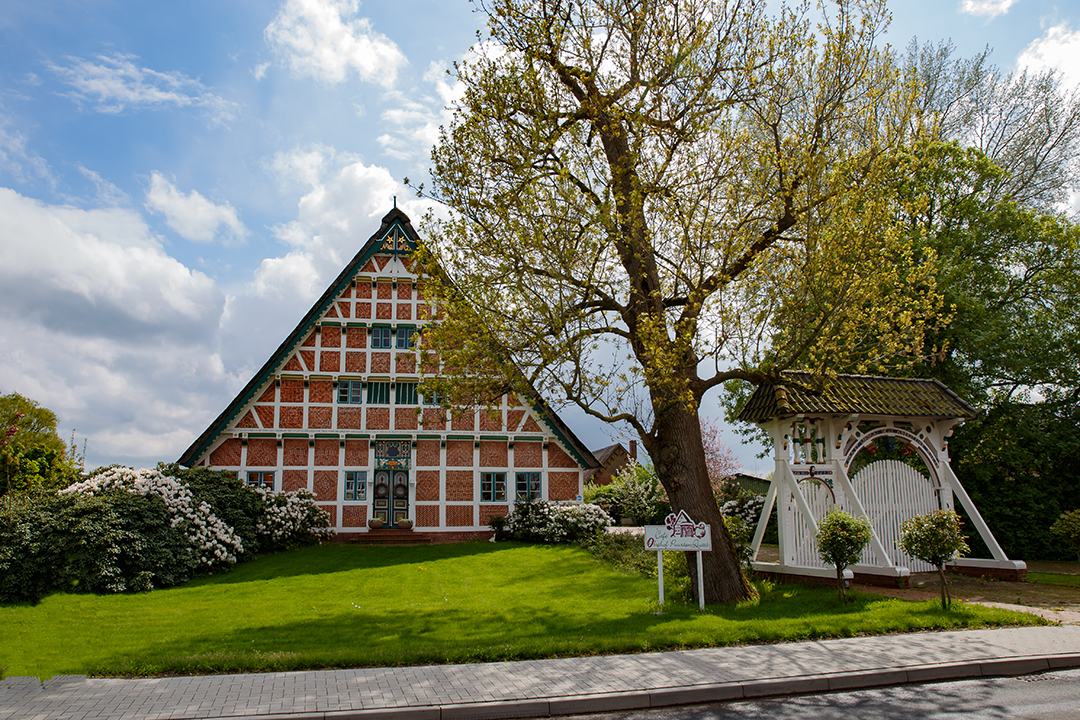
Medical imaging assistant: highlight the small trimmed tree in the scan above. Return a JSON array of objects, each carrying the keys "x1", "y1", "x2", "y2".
[
  {"x1": 899, "y1": 509, "x2": 970, "y2": 609},
  {"x1": 1050, "y1": 509, "x2": 1080, "y2": 562},
  {"x1": 816, "y1": 509, "x2": 874, "y2": 603}
]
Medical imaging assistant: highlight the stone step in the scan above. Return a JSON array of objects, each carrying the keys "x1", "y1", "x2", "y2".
[{"x1": 345, "y1": 529, "x2": 435, "y2": 545}]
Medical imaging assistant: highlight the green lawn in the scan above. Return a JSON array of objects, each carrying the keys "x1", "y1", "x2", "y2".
[
  {"x1": 1028, "y1": 571, "x2": 1080, "y2": 588},
  {"x1": 0, "y1": 542, "x2": 1045, "y2": 679}
]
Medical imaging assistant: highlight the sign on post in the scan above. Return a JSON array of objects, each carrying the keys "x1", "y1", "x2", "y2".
[{"x1": 644, "y1": 510, "x2": 712, "y2": 610}]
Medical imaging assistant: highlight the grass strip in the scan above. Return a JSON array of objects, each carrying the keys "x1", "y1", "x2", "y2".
[
  {"x1": 1027, "y1": 571, "x2": 1080, "y2": 588},
  {"x1": 0, "y1": 542, "x2": 1045, "y2": 679}
]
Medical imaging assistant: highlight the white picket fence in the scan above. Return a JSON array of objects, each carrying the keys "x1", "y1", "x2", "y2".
[{"x1": 787, "y1": 459, "x2": 939, "y2": 572}]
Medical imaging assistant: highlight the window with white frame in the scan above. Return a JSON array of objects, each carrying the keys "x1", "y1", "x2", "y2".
[
  {"x1": 395, "y1": 326, "x2": 416, "y2": 350},
  {"x1": 515, "y1": 472, "x2": 541, "y2": 501},
  {"x1": 247, "y1": 471, "x2": 275, "y2": 490},
  {"x1": 337, "y1": 380, "x2": 363, "y2": 404},
  {"x1": 371, "y1": 326, "x2": 392, "y2": 349},
  {"x1": 345, "y1": 471, "x2": 367, "y2": 500},
  {"x1": 481, "y1": 472, "x2": 506, "y2": 502}
]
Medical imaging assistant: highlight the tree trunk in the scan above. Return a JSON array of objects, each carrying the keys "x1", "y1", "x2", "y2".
[
  {"x1": 837, "y1": 565, "x2": 846, "y2": 603},
  {"x1": 937, "y1": 564, "x2": 949, "y2": 610},
  {"x1": 646, "y1": 403, "x2": 753, "y2": 605}
]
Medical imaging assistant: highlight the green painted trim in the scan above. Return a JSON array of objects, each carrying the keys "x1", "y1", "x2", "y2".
[
  {"x1": 282, "y1": 433, "x2": 308, "y2": 438},
  {"x1": 248, "y1": 433, "x2": 276, "y2": 438},
  {"x1": 530, "y1": 401, "x2": 593, "y2": 469},
  {"x1": 345, "y1": 434, "x2": 371, "y2": 439}
]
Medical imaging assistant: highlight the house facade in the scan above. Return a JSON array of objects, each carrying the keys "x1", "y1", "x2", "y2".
[{"x1": 178, "y1": 208, "x2": 598, "y2": 538}]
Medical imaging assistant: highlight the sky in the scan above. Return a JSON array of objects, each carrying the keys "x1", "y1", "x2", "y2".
[{"x1": 1, "y1": 0, "x2": 1078, "y2": 476}]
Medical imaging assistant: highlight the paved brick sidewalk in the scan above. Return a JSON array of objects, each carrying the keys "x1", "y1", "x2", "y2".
[{"x1": 3, "y1": 626, "x2": 1080, "y2": 720}]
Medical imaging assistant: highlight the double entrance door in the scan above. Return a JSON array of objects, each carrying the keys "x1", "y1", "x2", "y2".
[{"x1": 373, "y1": 469, "x2": 409, "y2": 527}]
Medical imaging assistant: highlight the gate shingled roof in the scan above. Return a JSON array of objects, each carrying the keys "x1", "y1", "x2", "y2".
[{"x1": 736, "y1": 372, "x2": 977, "y2": 423}]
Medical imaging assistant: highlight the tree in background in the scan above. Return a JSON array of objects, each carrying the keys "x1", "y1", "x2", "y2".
[
  {"x1": 1051, "y1": 510, "x2": 1080, "y2": 563},
  {"x1": 417, "y1": 0, "x2": 941, "y2": 604},
  {"x1": 899, "y1": 509, "x2": 970, "y2": 610},
  {"x1": 816, "y1": 509, "x2": 873, "y2": 603},
  {"x1": 0, "y1": 392, "x2": 82, "y2": 496}
]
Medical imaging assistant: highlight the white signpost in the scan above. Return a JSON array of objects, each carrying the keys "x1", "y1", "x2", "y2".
[{"x1": 644, "y1": 510, "x2": 712, "y2": 610}]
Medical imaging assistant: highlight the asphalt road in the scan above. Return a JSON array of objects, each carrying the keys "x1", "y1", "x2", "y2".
[{"x1": 554, "y1": 668, "x2": 1080, "y2": 720}]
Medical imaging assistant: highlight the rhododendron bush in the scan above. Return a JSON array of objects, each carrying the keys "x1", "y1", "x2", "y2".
[
  {"x1": 63, "y1": 467, "x2": 244, "y2": 568},
  {"x1": 0, "y1": 466, "x2": 334, "y2": 604},
  {"x1": 507, "y1": 500, "x2": 612, "y2": 543}
]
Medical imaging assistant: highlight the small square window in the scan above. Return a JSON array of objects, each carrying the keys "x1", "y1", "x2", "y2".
[
  {"x1": 395, "y1": 326, "x2": 416, "y2": 350},
  {"x1": 372, "y1": 327, "x2": 392, "y2": 349},
  {"x1": 482, "y1": 472, "x2": 506, "y2": 502},
  {"x1": 515, "y1": 472, "x2": 541, "y2": 501},
  {"x1": 337, "y1": 380, "x2": 363, "y2": 404},
  {"x1": 247, "y1": 471, "x2": 275, "y2": 490},
  {"x1": 367, "y1": 381, "x2": 390, "y2": 404},
  {"x1": 345, "y1": 471, "x2": 367, "y2": 501}
]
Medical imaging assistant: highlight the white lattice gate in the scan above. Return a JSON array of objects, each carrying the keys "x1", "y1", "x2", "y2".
[
  {"x1": 852, "y1": 459, "x2": 939, "y2": 572},
  {"x1": 789, "y1": 481, "x2": 835, "y2": 569}
]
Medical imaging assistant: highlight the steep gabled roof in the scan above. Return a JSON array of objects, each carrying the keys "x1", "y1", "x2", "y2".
[
  {"x1": 178, "y1": 208, "x2": 597, "y2": 470},
  {"x1": 736, "y1": 372, "x2": 978, "y2": 424}
]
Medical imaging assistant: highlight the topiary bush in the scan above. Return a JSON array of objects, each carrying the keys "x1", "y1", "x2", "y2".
[
  {"x1": 816, "y1": 508, "x2": 873, "y2": 603},
  {"x1": 900, "y1": 509, "x2": 971, "y2": 610}
]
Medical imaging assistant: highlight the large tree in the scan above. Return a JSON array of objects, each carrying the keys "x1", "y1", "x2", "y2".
[{"x1": 416, "y1": 0, "x2": 942, "y2": 603}]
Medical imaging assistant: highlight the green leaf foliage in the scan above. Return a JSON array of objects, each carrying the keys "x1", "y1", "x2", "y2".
[
  {"x1": 948, "y1": 399, "x2": 1080, "y2": 561},
  {"x1": 0, "y1": 392, "x2": 82, "y2": 497},
  {"x1": 816, "y1": 509, "x2": 874, "y2": 603}
]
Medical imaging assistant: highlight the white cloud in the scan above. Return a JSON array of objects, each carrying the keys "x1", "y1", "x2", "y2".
[
  {"x1": 0, "y1": 112, "x2": 55, "y2": 186},
  {"x1": 377, "y1": 61, "x2": 464, "y2": 162},
  {"x1": 959, "y1": 0, "x2": 1018, "y2": 18},
  {"x1": 264, "y1": 0, "x2": 407, "y2": 87},
  {"x1": 0, "y1": 186, "x2": 236, "y2": 468},
  {"x1": 50, "y1": 52, "x2": 239, "y2": 123},
  {"x1": 145, "y1": 171, "x2": 247, "y2": 243},
  {"x1": 78, "y1": 165, "x2": 129, "y2": 206},
  {"x1": 1018, "y1": 22, "x2": 1080, "y2": 90},
  {"x1": 253, "y1": 62, "x2": 271, "y2": 80}
]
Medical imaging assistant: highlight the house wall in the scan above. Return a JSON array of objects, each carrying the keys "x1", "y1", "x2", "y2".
[{"x1": 194, "y1": 251, "x2": 587, "y2": 532}]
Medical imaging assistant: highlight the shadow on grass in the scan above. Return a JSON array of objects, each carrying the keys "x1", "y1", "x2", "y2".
[
  {"x1": 184, "y1": 541, "x2": 517, "y2": 586},
  {"x1": 85, "y1": 582, "x2": 1038, "y2": 677}
]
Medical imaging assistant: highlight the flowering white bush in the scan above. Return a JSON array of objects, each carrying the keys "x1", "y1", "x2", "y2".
[
  {"x1": 507, "y1": 499, "x2": 611, "y2": 543},
  {"x1": 255, "y1": 487, "x2": 335, "y2": 550},
  {"x1": 63, "y1": 467, "x2": 243, "y2": 568}
]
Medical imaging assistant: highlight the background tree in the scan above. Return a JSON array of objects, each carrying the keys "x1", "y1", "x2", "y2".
[
  {"x1": 815, "y1": 508, "x2": 873, "y2": 603},
  {"x1": 1050, "y1": 510, "x2": 1080, "y2": 562},
  {"x1": 899, "y1": 509, "x2": 970, "y2": 610},
  {"x1": 417, "y1": 0, "x2": 942, "y2": 604},
  {"x1": 0, "y1": 392, "x2": 82, "y2": 496}
]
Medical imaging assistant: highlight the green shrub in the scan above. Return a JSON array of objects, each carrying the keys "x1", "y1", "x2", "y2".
[
  {"x1": 816, "y1": 509, "x2": 873, "y2": 603},
  {"x1": 579, "y1": 531, "x2": 692, "y2": 603},
  {"x1": 255, "y1": 488, "x2": 335, "y2": 551},
  {"x1": 584, "y1": 462, "x2": 669, "y2": 526},
  {"x1": 506, "y1": 500, "x2": 612, "y2": 543},
  {"x1": 158, "y1": 463, "x2": 264, "y2": 557},
  {"x1": 1050, "y1": 509, "x2": 1080, "y2": 561},
  {"x1": 900, "y1": 509, "x2": 971, "y2": 610}
]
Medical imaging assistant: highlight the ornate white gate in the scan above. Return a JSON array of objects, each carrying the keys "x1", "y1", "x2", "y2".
[{"x1": 852, "y1": 460, "x2": 938, "y2": 572}]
